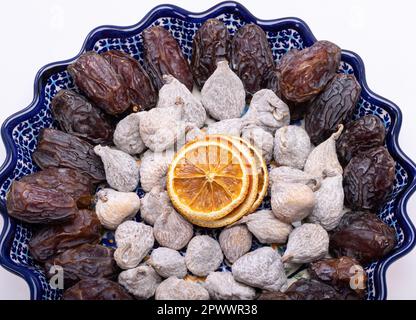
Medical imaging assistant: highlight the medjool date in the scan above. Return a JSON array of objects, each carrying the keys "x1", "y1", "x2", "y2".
[
  {"x1": 45, "y1": 244, "x2": 118, "y2": 288},
  {"x1": 191, "y1": 19, "x2": 231, "y2": 89},
  {"x1": 102, "y1": 50, "x2": 157, "y2": 111},
  {"x1": 305, "y1": 73, "x2": 361, "y2": 145},
  {"x1": 309, "y1": 256, "x2": 367, "y2": 298},
  {"x1": 330, "y1": 211, "x2": 396, "y2": 264},
  {"x1": 283, "y1": 279, "x2": 342, "y2": 300},
  {"x1": 67, "y1": 51, "x2": 130, "y2": 115},
  {"x1": 336, "y1": 115, "x2": 386, "y2": 166},
  {"x1": 231, "y1": 24, "x2": 275, "y2": 98},
  {"x1": 32, "y1": 128, "x2": 105, "y2": 182},
  {"x1": 51, "y1": 90, "x2": 114, "y2": 144},
  {"x1": 143, "y1": 26, "x2": 193, "y2": 91},
  {"x1": 343, "y1": 146, "x2": 395, "y2": 210},
  {"x1": 19, "y1": 167, "x2": 94, "y2": 209},
  {"x1": 63, "y1": 278, "x2": 133, "y2": 300},
  {"x1": 6, "y1": 180, "x2": 77, "y2": 224},
  {"x1": 28, "y1": 209, "x2": 101, "y2": 262},
  {"x1": 277, "y1": 41, "x2": 341, "y2": 103}
]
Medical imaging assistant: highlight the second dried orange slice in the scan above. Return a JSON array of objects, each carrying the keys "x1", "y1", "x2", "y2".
[{"x1": 167, "y1": 139, "x2": 250, "y2": 221}]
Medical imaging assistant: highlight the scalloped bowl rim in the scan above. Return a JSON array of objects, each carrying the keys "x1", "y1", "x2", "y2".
[{"x1": 0, "y1": 1, "x2": 415, "y2": 300}]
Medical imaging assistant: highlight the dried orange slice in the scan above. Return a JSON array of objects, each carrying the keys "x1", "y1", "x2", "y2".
[
  {"x1": 187, "y1": 135, "x2": 263, "y2": 228},
  {"x1": 231, "y1": 136, "x2": 268, "y2": 212},
  {"x1": 167, "y1": 139, "x2": 250, "y2": 221}
]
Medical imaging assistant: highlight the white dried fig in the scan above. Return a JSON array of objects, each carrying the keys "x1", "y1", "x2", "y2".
[
  {"x1": 114, "y1": 221, "x2": 154, "y2": 269},
  {"x1": 157, "y1": 75, "x2": 206, "y2": 128},
  {"x1": 140, "y1": 186, "x2": 172, "y2": 225},
  {"x1": 206, "y1": 118, "x2": 242, "y2": 136},
  {"x1": 139, "y1": 106, "x2": 186, "y2": 152},
  {"x1": 235, "y1": 209, "x2": 292, "y2": 244},
  {"x1": 113, "y1": 112, "x2": 146, "y2": 155},
  {"x1": 201, "y1": 60, "x2": 245, "y2": 120},
  {"x1": 155, "y1": 277, "x2": 209, "y2": 300},
  {"x1": 139, "y1": 149, "x2": 174, "y2": 192},
  {"x1": 153, "y1": 208, "x2": 193, "y2": 250},
  {"x1": 118, "y1": 264, "x2": 161, "y2": 299},
  {"x1": 242, "y1": 89, "x2": 290, "y2": 134},
  {"x1": 95, "y1": 188, "x2": 140, "y2": 230},
  {"x1": 219, "y1": 225, "x2": 252, "y2": 264},
  {"x1": 232, "y1": 247, "x2": 287, "y2": 292},
  {"x1": 271, "y1": 182, "x2": 315, "y2": 223},
  {"x1": 241, "y1": 126, "x2": 274, "y2": 163},
  {"x1": 282, "y1": 223, "x2": 329, "y2": 264},
  {"x1": 269, "y1": 166, "x2": 321, "y2": 192},
  {"x1": 185, "y1": 235, "x2": 223, "y2": 277},
  {"x1": 304, "y1": 125, "x2": 343, "y2": 177},
  {"x1": 204, "y1": 272, "x2": 256, "y2": 300},
  {"x1": 148, "y1": 247, "x2": 187, "y2": 279},
  {"x1": 307, "y1": 173, "x2": 345, "y2": 231},
  {"x1": 273, "y1": 125, "x2": 312, "y2": 170},
  {"x1": 94, "y1": 145, "x2": 140, "y2": 192}
]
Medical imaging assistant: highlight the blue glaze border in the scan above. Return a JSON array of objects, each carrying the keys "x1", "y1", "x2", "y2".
[{"x1": 0, "y1": 1, "x2": 415, "y2": 300}]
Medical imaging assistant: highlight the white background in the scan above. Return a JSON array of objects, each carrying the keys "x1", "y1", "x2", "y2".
[{"x1": 0, "y1": 0, "x2": 415, "y2": 300}]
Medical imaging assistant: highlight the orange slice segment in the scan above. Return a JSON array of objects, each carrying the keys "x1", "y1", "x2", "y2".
[
  {"x1": 167, "y1": 139, "x2": 250, "y2": 221},
  {"x1": 187, "y1": 135, "x2": 260, "y2": 228},
  {"x1": 230, "y1": 136, "x2": 269, "y2": 212}
]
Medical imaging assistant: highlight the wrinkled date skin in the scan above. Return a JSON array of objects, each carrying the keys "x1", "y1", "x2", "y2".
[
  {"x1": 51, "y1": 90, "x2": 114, "y2": 144},
  {"x1": 262, "y1": 279, "x2": 342, "y2": 300},
  {"x1": 32, "y1": 128, "x2": 105, "y2": 183},
  {"x1": 6, "y1": 180, "x2": 77, "y2": 224},
  {"x1": 330, "y1": 211, "x2": 396, "y2": 264},
  {"x1": 231, "y1": 24, "x2": 275, "y2": 98},
  {"x1": 102, "y1": 50, "x2": 157, "y2": 111},
  {"x1": 343, "y1": 146, "x2": 395, "y2": 211},
  {"x1": 277, "y1": 40, "x2": 341, "y2": 103},
  {"x1": 63, "y1": 278, "x2": 133, "y2": 300},
  {"x1": 143, "y1": 26, "x2": 194, "y2": 91},
  {"x1": 305, "y1": 73, "x2": 362, "y2": 145},
  {"x1": 19, "y1": 167, "x2": 94, "y2": 209},
  {"x1": 45, "y1": 244, "x2": 118, "y2": 287},
  {"x1": 191, "y1": 19, "x2": 231, "y2": 89},
  {"x1": 29, "y1": 209, "x2": 101, "y2": 262},
  {"x1": 68, "y1": 51, "x2": 130, "y2": 115},
  {"x1": 309, "y1": 256, "x2": 366, "y2": 298},
  {"x1": 336, "y1": 115, "x2": 386, "y2": 166}
]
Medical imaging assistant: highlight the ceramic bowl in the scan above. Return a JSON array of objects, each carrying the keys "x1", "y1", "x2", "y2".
[{"x1": 0, "y1": 1, "x2": 415, "y2": 300}]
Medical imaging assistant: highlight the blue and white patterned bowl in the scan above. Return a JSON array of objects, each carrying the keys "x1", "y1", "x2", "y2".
[{"x1": 0, "y1": 1, "x2": 415, "y2": 300}]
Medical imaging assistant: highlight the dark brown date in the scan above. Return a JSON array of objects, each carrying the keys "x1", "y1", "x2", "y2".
[
  {"x1": 45, "y1": 244, "x2": 118, "y2": 287},
  {"x1": 29, "y1": 209, "x2": 101, "y2": 262},
  {"x1": 102, "y1": 50, "x2": 157, "y2": 111},
  {"x1": 143, "y1": 26, "x2": 194, "y2": 91},
  {"x1": 330, "y1": 211, "x2": 396, "y2": 264},
  {"x1": 32, "y1": 128, "x2": 105, "y2": 183},
  {"x1": 19, "y1": 167, "x2": 94, "y2": 209},
  {"x1": 336, "y1": 115, "x2": 386, "y2": 166},
  {"x1": 6, "y1": 180, "x2": 77, "y2": 224},
  {"x1": 268, "y1": 279, "x2": 342, "y2": 300},
  {"x1": 343, "y1": 146, "x2": 395, "y2": 211},
  {"x1": 231, "y1": 24, "x2": 275, "y2": 98},
  {"x1": 68, "y1": 51, "x2": 130, "y2": 115},
  {"x1": 63, "y1": 278, "x2": 133, "y2": 300},
  {"x1": 309, "y1": 256, "x2": 366, "y2": 297},
  {"x1": 305, "y1": 73, "x2": 361, "y2": 145},
  {"x1": 51, "y1": 90, "x2": 113, "y2": 144},
  {"x1": 191, "y1": 19, "x2": 231, "y2": 89},
  {"x1": 277, "y1": 40, "x2": 341, "y2": 103}
]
